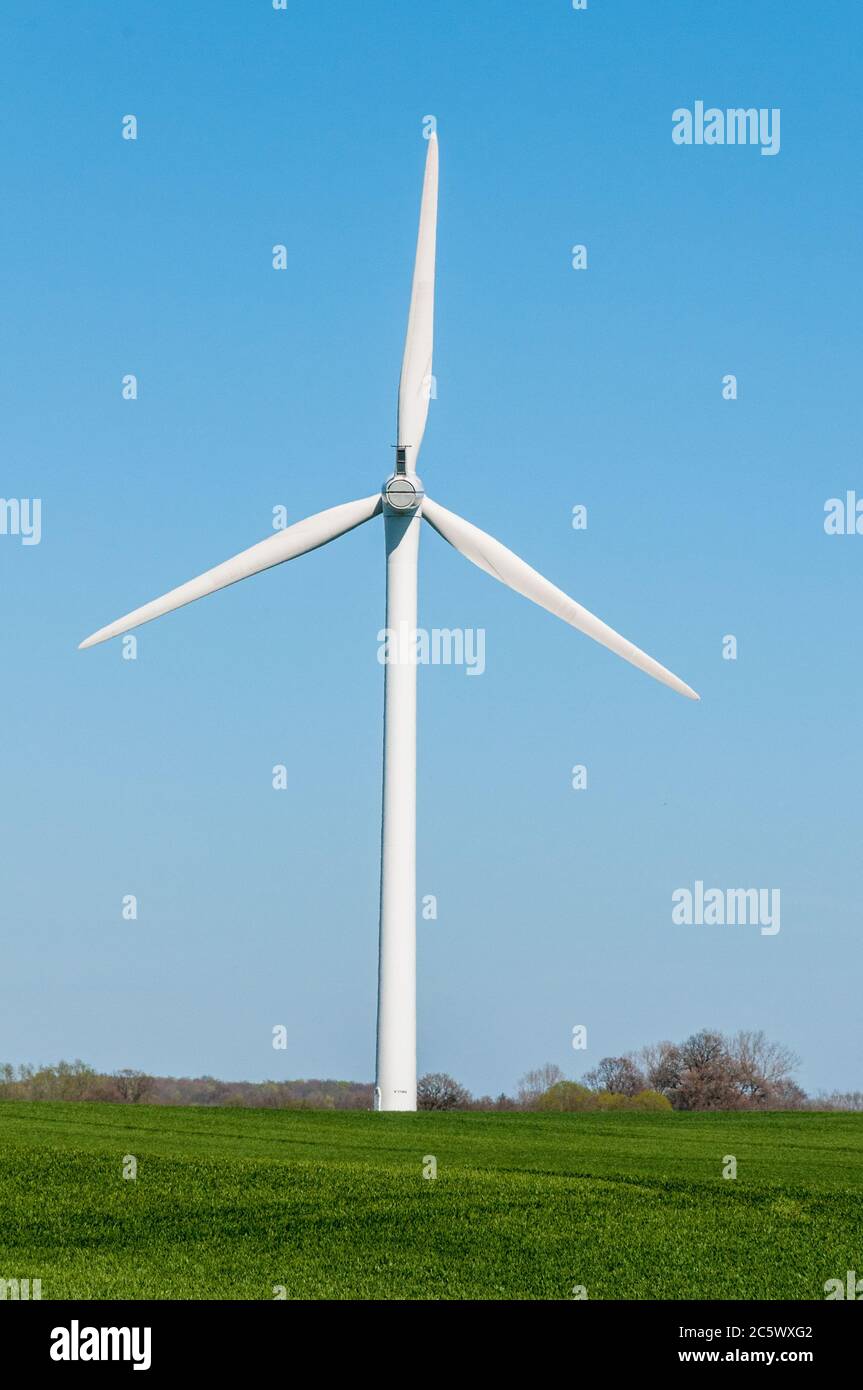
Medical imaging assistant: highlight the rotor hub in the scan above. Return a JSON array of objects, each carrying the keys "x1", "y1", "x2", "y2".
[{"x1": 383, "y1": 473, "x2": 424, "y2": 513}]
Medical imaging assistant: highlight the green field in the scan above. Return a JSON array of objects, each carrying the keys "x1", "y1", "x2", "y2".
[{"x1": 0, "y1": 1102, "x2": 860, "y2": 1299}]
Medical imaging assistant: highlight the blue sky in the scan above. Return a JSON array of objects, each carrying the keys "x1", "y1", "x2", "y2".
[{"x1": 1, "y1": 0, "x2": 860, "y2": 1098}]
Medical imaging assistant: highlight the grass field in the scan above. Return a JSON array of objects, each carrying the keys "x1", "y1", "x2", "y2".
[{"x1": 0, "y1": 1102, "x2": 861, "y2": 1300}]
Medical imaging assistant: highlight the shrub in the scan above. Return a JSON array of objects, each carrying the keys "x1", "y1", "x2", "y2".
[
  {"x1": 535, "y1": 1081, "x2": 594, "y2": 1112},
  {"x1": 627, "y1": 1089, "x2": 673, "y2": 1112}
]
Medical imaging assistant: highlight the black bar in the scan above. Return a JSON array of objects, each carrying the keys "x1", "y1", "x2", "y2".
[{"x1": 5, "y1": 1298, "x2": 856, "y2": 1373}]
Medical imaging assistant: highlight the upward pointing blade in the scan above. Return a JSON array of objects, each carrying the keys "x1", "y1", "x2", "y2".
[
  {"x1": 422, "y1": 496, "x2": 699, "y2": 700},
  {"x1": 79, "y1": 494, "x2": 382, "y2": 649},
  {"x1": 397, "y1": 132, "x2": 438, "y2": 466}
]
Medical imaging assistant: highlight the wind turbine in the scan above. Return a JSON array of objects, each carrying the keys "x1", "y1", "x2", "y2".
[{"x1": 80, "y1": 133, "x2": 699, "y2": 1112}]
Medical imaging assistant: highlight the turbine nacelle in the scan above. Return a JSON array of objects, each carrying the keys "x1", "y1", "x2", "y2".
[{"x1": 383, "y1": 470, "x2": 424, "y2": 514}]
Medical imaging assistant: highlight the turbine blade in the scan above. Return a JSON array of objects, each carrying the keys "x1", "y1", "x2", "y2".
[
  {"x1": 79, "y1": 494, "x2": 382, "y2": 649},
  {"x1": 422, "y1": 496, "x2": 699, "y2": 700},
  {"x1": 397, "y1": 132, "x2": 438, "y2": 465}
]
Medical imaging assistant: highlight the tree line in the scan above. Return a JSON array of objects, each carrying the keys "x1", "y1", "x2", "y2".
[
  {"x1": 422, "y1": 1030, "x2": 856, "y2": 1112},
  {"x1": 1, "y1": 1031, "x2": 861, "y2": 1112},
  {"x1": 0, "y1": 1062, "x2": 372, "y2": 1109}
]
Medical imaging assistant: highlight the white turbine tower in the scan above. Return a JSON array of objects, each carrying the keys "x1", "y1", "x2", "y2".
[{"x1": 80, "y1": 134, "x2": 699, "y2": 1112}]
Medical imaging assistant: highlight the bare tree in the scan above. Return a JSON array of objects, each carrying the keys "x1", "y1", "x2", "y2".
[
  {"x1": 812, "y1": 1092, "x2": 863, "y2": 1111},
  {"x1": 113, "y1": 1069, "x2": 154, "y2": 1103},
  {"x1": 767, "y1": 1078, "x2": 807, "y2": 1110},
  {"x1": 517, "y1": 1063, "x2": 564, "y2": 1108},
  {"x1": 637, "y1": 1031, "x2": 805, "y2": 1111},
  {"x1": 680, "y1": 1029, "x2": 726, "y2": 1071},
  {"x1": 417, "y1": 1073, "x2": 471, "y2": 1110},
  {"x1": 728, "y1": 1030, "x2": 800, "y2": 1106},
  {"x1": 583, "y1": 1055, "x2": 646, "y2": 1096},
  {"x1": 672, "y1": 1031, "x2": 743, "y2": 1111},
  {"x1": 640, "y1": 1040, "x2": 683, "y2": 1096}
]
